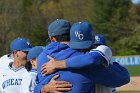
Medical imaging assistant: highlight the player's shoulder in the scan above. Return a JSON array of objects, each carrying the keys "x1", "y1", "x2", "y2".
[
  {"x1": 22, "y1": 71, "x2": 32, "y2": 81},
  {"x1": 89, "y1": 45, "x2": 112, "y2": 58},
  {"x1": 0, "y1": 54, "x2": 8, "y2": 59},
  {"x1": 90, "y1": 45, "x2": 110, "y2": 51},
  {"x1": 0, "y1": 54, "x2": 13, "y2": 61},
  {"x1": 0, "y1": 55, "x2": 13, "y2": 69},
  {"x1": 29, "y1": 71, "x2": 37, "y2": 80}
]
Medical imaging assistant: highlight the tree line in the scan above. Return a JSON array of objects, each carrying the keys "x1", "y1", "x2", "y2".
[{"x1": 0, "y1": 0, "x2": 140, "y2": 56}]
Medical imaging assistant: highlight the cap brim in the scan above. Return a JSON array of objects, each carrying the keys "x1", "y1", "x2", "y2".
[
  {"x1": 94, "y1": 42, "x2": 106, "y2": 45},
  {"x1": 70, "y1": 41, "x2": 92, "y2": 49},
  {"x1": 22, "y1": 48, "x2": 32, "y2": 52}
]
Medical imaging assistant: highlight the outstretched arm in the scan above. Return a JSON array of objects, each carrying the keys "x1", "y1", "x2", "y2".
[
  {"x1": 41, "y1": 52, "x2": 105, "y2": 75},
  {"x1": 41, "y1": 56, "x2": 130, "y2": 87},
  {"x1": 89, "y1": 62, "x2": 130, "y2": 87}
]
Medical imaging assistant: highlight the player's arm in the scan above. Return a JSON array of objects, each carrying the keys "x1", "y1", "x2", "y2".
[
  {"x1": 34, "y1": 75, "x2": 72, "y2": 93},
  {"x1": 41, "y1": 52, "x2": 104, "y2": 76},
  {"x1": 65, "y1": 51, "x2": 107, "y2": 69},
  {"x1": 41, "y1": 54, "x2": 130, "y2": 87},
  {"x1": 89, "y1": 62, "x2": 130, "y2": 87},
  {"x1": 36, "y1": 51, "x2": 71, "y2": 92}
]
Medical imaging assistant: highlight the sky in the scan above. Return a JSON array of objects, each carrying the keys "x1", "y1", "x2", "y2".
[{"x1": 132, "y1": 0, "x2": 140, "y2": 4}]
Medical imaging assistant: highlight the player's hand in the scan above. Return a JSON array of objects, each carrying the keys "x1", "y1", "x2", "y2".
[
  {"x1": 41, "y1": 55, "x2": 58, "y2": 76},
  {"x1": 41, "y1": 74, "x2": 72, "y2": 93}
]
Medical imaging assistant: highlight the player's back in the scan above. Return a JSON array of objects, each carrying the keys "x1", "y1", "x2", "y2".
[{"x1": 36, "y1": 42, "x2": 93, "y2": 93}]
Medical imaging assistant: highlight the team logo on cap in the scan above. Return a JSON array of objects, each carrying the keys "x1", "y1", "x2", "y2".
[
  {"x1": 75, "y1": 31, "x2": 83, "y2": 40},
  {"x1": 95, "y1": 36, "x2": 100, "y2": 41},
  {"x1": 26, "y1": 41, "x2": 31, "y2": 46}
]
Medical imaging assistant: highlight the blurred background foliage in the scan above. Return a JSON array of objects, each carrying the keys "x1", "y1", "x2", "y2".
[{"x1": 0, "y1": 0, "x2": 140, "y2": 56}]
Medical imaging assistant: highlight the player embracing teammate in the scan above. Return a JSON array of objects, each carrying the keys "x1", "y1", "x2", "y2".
[{"x1": 0, "y1": 19, "x2": 130, "y2": 93}]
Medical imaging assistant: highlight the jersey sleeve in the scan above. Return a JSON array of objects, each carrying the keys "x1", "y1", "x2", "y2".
[
  {"x1": 34, "y1": 81, "x2": 44, "y2": 93},
  {"x1": 90, "y1": 62, "x2": 130, "y2": 87},
  {"x1": 66, "y1": 51, "x2": 106, "y2": 69},
  {"x1": 65, "y1": 51, "x2": 130, "y2": 87},
  {"x1": 37, "y1": 52, "x2": 49, "y2": 72}
]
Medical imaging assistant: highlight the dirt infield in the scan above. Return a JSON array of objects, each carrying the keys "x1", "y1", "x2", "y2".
[
  {"x1": 117, "y1": 91, "x2": 140, "y2": 93},
  {"x1": 117, "y1": 76, "x2": 140, "y2": 91}
]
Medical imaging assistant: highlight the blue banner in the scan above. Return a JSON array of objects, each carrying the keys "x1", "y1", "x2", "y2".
[{"x1": 112, "y1": 56, "x2": 140, "y2": 66}]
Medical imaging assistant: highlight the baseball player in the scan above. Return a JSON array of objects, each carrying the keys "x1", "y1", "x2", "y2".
[
  {"x1": 41, "y1": 21, "x2": 130, "y2": 93},
  {"x1": 20, "y1": 46, "x2": 44, "y2": 93},
  {"x1": 35, "y1": 19, "x2": 95, "y2": 93},
  {"x1": 94, "y1": 34, "x2": 116, "y2": 93},
  {"x1": 21, "y1": 46, "x2": 72, "y2": 93},
  {"x1": 0, "y1": 38, "x2": 32, "y2": 93},
  {"x1": 37, "y1": 22, "x2": 128, "y2": 93}
]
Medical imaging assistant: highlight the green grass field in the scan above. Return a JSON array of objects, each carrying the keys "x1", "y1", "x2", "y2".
[
  {"x1": 125, "y1": 66, "x2": 140, "y2": 76},
  {"x1": 118, "y1": 91, "x2": 140, "y2": 93}
]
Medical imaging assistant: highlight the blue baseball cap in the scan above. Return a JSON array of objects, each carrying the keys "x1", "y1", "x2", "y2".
[
  {"x1": 70, "y1": 21, "x2": 93, "y2": 49},
  {"x1": 48, "y1": 19, "x2": 71, "y2": 36},
  {"x1": 27, "y1": 46, "x2": 45, "y2": 62},
  {"x1": 10, "y1": 38, "x2": 32, "y2": 52},
  {"x1": 94, "y1": 34, "x2": 107, "y2": 45}
]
